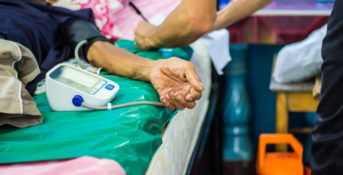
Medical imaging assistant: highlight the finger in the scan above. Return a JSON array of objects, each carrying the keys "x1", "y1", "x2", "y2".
[
  {"x1": 186, "y1": 87, "x2": 202, "y2": 101},
  {"x1": 173, "y1": 91, "x2": 196, "y2": 109},
  {"x1": 185, "y1": 93, "x2": 193, "y2": 102},
  {"x1": 134, "y1": 33, "x2": 143, "y2": 49},
  {"x1": 168, "y1": 91, "x2": 184, "y2": 110},
  {"x1": 168, "y1": 90, "x2": 185, "y2": 110},
  {"x1": 161, "y1": 95, "x2": 175, "y2": 111},
  {"x1": 183, "y1": 84, "x2": 192, "y2": 94},
  {"x1": 173, "y1": 85, "x2": 193, "y2": 103},
  {"x1": 134, "y1": 30, "x2": 149, "y2": 50},
  {"x1": 172, "y1": 100, "x2": 185, "y2": 110},
  {"x1": 186, "y1": 101, "x2": 196, "y2": 109},
  {"x1": 192, "y1": 88, "x2": 202, "y2": 100},
  {"x1": 185, "y1": 65, "x2": 204, "y2": 91},
  {"x1": 173, "y1": 91, "x2": 196, "y2": 110},
  {"x1": 185, "y1": 101, "x2": 196, "y2": 109},
  {"x1": 174, "y1": 92, "x2": 188, "y2": 107}
]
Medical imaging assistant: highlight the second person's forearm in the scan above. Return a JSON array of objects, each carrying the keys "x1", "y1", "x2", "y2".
[
  {"x1": 211, "y1": 0, "x2": 273, "y2": 31},
  {"x1": 145, "y1": 0, "x2": 217, "y2": 48}
]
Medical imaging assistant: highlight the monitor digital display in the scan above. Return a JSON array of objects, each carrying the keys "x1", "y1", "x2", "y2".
[
  {"x1": 60, "y1": 67, "x2": 99, "y2": 88},
  {"x1": 51, "y1": 65, "x2": 103, "y2": 94}
]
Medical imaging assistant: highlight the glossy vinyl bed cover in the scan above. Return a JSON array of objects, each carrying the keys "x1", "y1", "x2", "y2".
[{"x1": 0, "y1": 40, "x2": 211, "y2": 175}]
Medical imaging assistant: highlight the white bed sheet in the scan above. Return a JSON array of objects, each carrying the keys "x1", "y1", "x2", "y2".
[{"x1": 145, "y1": 41, "x2": 212, "y2": 175}]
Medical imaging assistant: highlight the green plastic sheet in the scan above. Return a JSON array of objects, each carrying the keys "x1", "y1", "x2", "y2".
[{"x1": 0, "y1": 40, "x2": 192, "y2": 175}]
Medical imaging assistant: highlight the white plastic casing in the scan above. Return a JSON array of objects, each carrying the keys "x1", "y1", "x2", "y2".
[{"x1": 46, "y1": 63, "x2": 119, "y2": 111}]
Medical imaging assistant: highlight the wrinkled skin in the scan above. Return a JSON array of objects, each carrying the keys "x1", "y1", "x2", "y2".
[
  {"x1": 88, "y1": 41, "x2": 203, "y2": 111},
  {"x1": 150, "y1": 57, "x2": 204, "y2": 110},
  {"x1": 134, "y1": 21, "x2": 158, "y2": 50},
  {"x1": 135, "y1": 22, "x2": 204, "y2": 110}
]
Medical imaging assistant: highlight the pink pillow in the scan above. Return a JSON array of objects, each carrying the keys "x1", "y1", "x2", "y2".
[{"x1": 0, "y1": 156, "x2": 126, "y2": 175}]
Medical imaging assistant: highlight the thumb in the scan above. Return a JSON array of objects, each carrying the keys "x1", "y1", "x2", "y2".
[{"x1": 185, "y1": 68, "x2": 204, "y2": 92}]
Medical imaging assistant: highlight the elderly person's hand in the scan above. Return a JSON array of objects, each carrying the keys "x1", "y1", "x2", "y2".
[
  {"x1": 88, "y1": 41, "x2": 202, "y2": 110},
  {"x1": 134, "y1": 21, "x2": 157, "y2": 50},
  {"x1": 150, "y1": 57, "x2": 203, "y2": 110}
]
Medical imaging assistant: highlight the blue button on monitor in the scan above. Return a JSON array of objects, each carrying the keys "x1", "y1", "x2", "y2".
[{"x1": 105, "y1": 84, "x2": 114, "y2": 90}]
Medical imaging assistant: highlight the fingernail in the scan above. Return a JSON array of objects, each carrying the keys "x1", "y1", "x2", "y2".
[{"x1": 200, "y1": 83, "x2": 204, "y2": 89}]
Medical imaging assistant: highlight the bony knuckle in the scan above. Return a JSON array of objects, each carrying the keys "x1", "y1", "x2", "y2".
[
  {"x1": 170, "y1": 57, "x2": 179, "y2": 61},
  {"x1": 162, "y1": 64, "x2": 168, "y2": 70},
  {"x1": 187, "y1": 62, "x2": 194, "y2": 68},
  {"x1": 184, "y1": 61, "x2": 192, "y2": 68}
]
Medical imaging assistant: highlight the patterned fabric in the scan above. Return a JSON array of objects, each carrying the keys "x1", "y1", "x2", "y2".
[
  {"x1": 54, "y1": 0, "x2": 124, "y2": 41},
  {"x1": 54, "y1": 0, "x2": 181, "y2": 40}
]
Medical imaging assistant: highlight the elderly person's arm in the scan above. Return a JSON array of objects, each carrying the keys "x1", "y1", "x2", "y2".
[
  {"x1": 66, "y1": 17, "x2": 203, "y2": 111},
  {"x1": 135, "y1": 0, "x2": 273, "y2": 50},
  {"x1": 87, "y1": 41, "x2": 203, "y2": 111}
]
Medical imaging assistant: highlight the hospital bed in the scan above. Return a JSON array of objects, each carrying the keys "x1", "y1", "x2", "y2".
[
  {"x1": 0, "y1": 40, "x2": 218, "y2": 175},
  {"x1": 145, "y1": 41, "x2": 217, "y2": 175}
]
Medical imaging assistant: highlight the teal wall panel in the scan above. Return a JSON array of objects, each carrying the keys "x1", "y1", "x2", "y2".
[{"x1": 245, "y1": 44, "x2": 283, "y2": 144}]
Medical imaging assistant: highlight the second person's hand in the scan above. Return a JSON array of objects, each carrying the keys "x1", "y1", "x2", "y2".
[{"x1": 134, "y1": 21, "x2": 157, "y2": 50}]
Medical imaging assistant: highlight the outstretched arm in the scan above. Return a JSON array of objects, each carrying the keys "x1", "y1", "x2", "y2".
[
  {"x1": 135, "y1": 0, "x2": 273, "y2": 50},
  {"x1": 87, "y1": 41, "x2": 204, "y2": 110},
  {"x1": 211, "y1": 0, "x2": 273, "y2": 31},
  {"x1": 65, "y1": 18, "x2": 203, "y2": 111}
]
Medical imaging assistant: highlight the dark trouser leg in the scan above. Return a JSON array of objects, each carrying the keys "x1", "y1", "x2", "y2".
[{"x1": 312, "y1": 0, "x2": 343, "y2": 174}]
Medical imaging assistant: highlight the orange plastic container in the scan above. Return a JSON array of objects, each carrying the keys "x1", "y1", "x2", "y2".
[
  {"x1": 257, "y1": 134, "x2": 304, "y2": 175},
  {"x1": 304, "y1": 167, "x2": 311, "y2": 175}
]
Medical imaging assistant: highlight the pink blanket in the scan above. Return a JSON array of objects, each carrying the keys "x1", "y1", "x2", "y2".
[
  {"x1": 54, "y1": 0, "x2": 181, "y2": 40},
  {"x1": 0, "y1": 156, "x2": 126, "y2": 175}
]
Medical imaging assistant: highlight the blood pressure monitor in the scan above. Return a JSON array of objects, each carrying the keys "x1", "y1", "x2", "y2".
[{"x1": 46, "y1": 63, "x2": 119, "y2": 111}]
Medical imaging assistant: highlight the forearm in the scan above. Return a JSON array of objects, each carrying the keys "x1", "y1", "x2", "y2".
[
  {"x1": 145, "y1": 0, "x2": 217, "y2": 48},
  {"x1": 87, "y1": 41, "x2": 155, "y2": 82},
  {"x1": 87, "y1": 41, "x2": 204, "y2": 111},
  {"x1": 211, "y1": 0, "x2": 273, "y2": 31}
]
